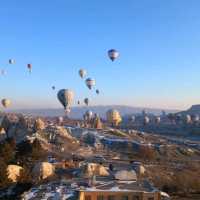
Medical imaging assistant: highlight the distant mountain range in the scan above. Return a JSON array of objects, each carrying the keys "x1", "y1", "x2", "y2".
[{"x1": 10, "y1": 105, "x2": 178, "y2": 119}]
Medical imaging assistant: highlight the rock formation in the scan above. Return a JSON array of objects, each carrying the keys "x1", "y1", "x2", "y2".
[
  {"x1": 32, "y1": 162, "x2": 55, "y2": 181},
  {"x1": 82, "y1": 163, "x2": 109, "y2": 177},
  {"x1": 7, "y1": 165, "x2": 23, "y2": 182}
]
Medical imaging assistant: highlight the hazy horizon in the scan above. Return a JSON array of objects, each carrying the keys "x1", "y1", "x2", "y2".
[{"x1": 1, "y1": 1, "x2": 200, "y2": 110}]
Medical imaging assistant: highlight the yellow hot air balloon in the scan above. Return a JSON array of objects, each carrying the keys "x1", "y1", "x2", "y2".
[
  {"x1": 2, "y1": 99, "x2": 11, "y2": 108},
  {"x1": 106, "y1": 109, "x2": 122, "y2": 126}
]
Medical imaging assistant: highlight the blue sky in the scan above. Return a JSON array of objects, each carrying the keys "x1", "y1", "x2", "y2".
[{"x1": 0, "y1": 0, "x2": 200, "y2": 110}]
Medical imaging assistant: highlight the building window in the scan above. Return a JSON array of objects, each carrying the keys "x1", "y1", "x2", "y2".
[
  {"x1": 108, "y1": 195, "x2": 115, "y2": 200},
  {"x1": 85, "y1": 195, "x2": 91, "y2": 200},
  {"x1": 132, "y1": 196, "x2": 139, "y2": 200},
  {"x1": 97, "y1": 195, "x2": 104, "y2": 200},
  {"x1": 121, "y1": 195, "x2": 129, "y2": 200}
]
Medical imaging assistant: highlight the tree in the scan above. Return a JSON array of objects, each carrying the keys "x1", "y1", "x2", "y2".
[
  {"x1": 31, "y1": 139, "x2": 45, "y2": 161},
  {"x1": 0, "y1": 140, "x2": 15, "y2": 164},
  {"x1": 0, "y1": 159, "x2": 11, "y2": 188},
  {"x1": 17, "y1": 166, "x2": 32, "y2": 184}
]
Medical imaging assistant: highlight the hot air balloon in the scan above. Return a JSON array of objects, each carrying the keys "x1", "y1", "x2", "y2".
[
  {"x1": 52, "y1": 86, "x2": 55, "y2": 90},
  {"x1": 155, "y1": 116, "x2": 161, "y2": 124},
  {"x1": 85, "y1": 110, "x2": 93, "y2": 120},
  {"x1": 106, "y1": 109, "x2": 122, "y2": 126},
  {"x1": 143, "y1": 116, "x2": 150, "y2": 125},
  {"x1": 9, "y1": 59, "x2": 15, "y2": 64},
  {"x1": 85, "y1": 78, "x2": 95, "y2": 90},
  {"x1": 2, "y1": 99, "x2": 11, "y2": 108},
  {"x1": 79, "y1": 69, "x2": 87, "y2": 78},
  {"x1": 185, "y1": 114, "x2": 192, "y2": 124},
  {"x1": 77, "y1": 100, "x2": 80, "y2": 105},
  {"x1": 96, "y1": 89, "x2": 100, "y2": 95},
  {"x1": 130, "y1": 115, "x2": 135, "y2": 123},
  {"x1": 84, "y1": 98, "x2": 89, "y2": 106},
  {"x1": 57, "y1": 89, "x2": 74, "y2": 112},
  {"x1": 108, "y1": 49, "x2": 119, "y2": 61},
  {"x1": 27, "y1": 64, "x2": 32, "y2": 73}
]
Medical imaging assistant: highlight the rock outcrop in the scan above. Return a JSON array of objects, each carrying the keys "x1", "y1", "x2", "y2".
[
  {"x1": 32, "y1": 162, "x2": 55, "y2": 181},
  {"x1": 115, "y1": 170, "x2": 137, "y2": 181},
  {"x1": 82, "y1": 163, "x2": 109, "y2": 177},
  {"x1": 7, "y1": 165, "x2": 23, "y2": 182},
  {"x1": 34, "y1": 118, "x2": 45, "y2": 132}
]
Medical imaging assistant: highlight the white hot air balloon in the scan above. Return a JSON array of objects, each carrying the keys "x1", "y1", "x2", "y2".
[
  {"x1": 143, "y1": 116, "x2": 150, "y2": 125},
  {"x1": 155, "y1": 116, "x2": 161, "y2": 124},
  {"x1": 130, "y1": 115, "x2": 135, "y2": 123},
  {"x1": 85, "y1": 110, "x2": 93, "y2": 120}
]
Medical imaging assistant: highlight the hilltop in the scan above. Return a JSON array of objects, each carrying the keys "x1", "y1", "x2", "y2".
[{"x1": 178, "y1": 104, "x2": 200, "y2": 115}]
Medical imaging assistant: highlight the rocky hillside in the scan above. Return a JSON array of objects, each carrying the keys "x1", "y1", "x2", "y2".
[{"x1": 179, "y1": 104, "x2": 200, "y2": 115}]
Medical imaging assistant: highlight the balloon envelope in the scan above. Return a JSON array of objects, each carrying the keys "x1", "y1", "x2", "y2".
[
  {"x1": 57, "y1": 89, "x2": 74, "y2": 110},
  {"x1": 27, "y1": 64, "x2": 32, "y2": 72},
  {"x1": 144, "y1": 116, "x2": 150, "y2": 125},
  {"x1": 96, "y1": 89, "x2": 100, "y2": 94},
  {"x1": 84, "y1": 98, "x2": 89, "y2": 106},
  {"x1": 9, "y1": 59, "x2": 15, "y2": 64},
  {"x1": 79, "y1": 69, "x2": 87, "y2": 78},
  {"x1": 108, "y1": 49, "x2": 119, "y2": 61},
  {"x1": 2, "y1": 99, "x2": 11, "y2": 108},
  {"x1": 85, "y1": 110, "x2": 93, "y2": 120},
  {"x1": 85, "y1": 78, "x2": 95, "y2": 90}
]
